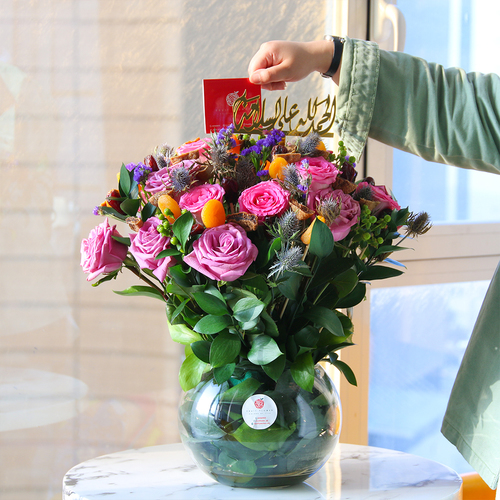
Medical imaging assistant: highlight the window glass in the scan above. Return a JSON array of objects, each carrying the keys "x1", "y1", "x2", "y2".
[{"x1": 368, "y1": 280, "x2": 489, "y2": 472}]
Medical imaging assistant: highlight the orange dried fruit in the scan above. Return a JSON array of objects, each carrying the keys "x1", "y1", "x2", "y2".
[
  {"x1": 268, "y1": 157, "x2": 288, "y2": 180},
  {"x1": 301, "y1": 216, "x2": 326, "y2": 245},
  {"x1": 158, "y1": 194, "x2": 181, "y2": 223},
  {"x1": 201, "y1": 199, "x2": 226, "y2": 228},
  {"x1": 317, "y1": 140, "x2": 326, "y2": 151}
]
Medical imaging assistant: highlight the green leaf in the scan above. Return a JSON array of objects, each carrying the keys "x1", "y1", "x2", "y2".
[
  {"x1": 277, "y1": 271, "x2": 302, "y2": 301},
  {"x1": 333, "y1": 268, "x2": 358, "y2": 298},
  {"x1": 191, "y1": 340, "x2": 211, "y2": 363},
  {"x1": 247, "y1": 335, "x2": 283, "y2": 365},
  {"x1": 194, "y1": 314, "x2": 232, "y2": 335},
  {"x1": 291, "y1": 352, "x2": 315, "y2": 392},
  {"x1": 119, "y1": 163, "x2": 131, "y2": 197},
  {"x1": 209, "y1": 331, "x2": 241, "y2": 367},
  {"x1": 294, "y1": 326, "x2": 320, "y2": 348},
  {"x1": 335, "y1": 282, "x2": 366, "y2": 309},
  {"x1": 231, "y1": 297, "x2": 265, "y2": 323},
  {"x1": 119, "y1": 198, "x2": 141, "y2": 217},
  {"x1": 179, "y1": 352, "x2": 209, "y2": 391},
  {"x1": 373, "y1": 244, "x2": 409, "y2": 257},
  {"x1": 261, "y1": 310, "x2": 279, "y2": 337},
  {"x1": 172, "y1": 211, "x2": 194, "y2": 250},
  {"x1": 168, "y1": 322, "x2": 203, "y2": 345},
  {"x1": 214, "y1": 363, "x2": 236, "y2": 384},
  {"x1": 301, "y1": 306, "x2": 344, "y2": 336},
  {"x1": 169, "y1": 264, "x2": 192, "y2": 287},
  {"x1": 218, "y1": 452, "x2": 257, "y2": 476},
  {"x1": 204, "y1": 286, "x2": 227, "y2": 303},
  {"x1": 99, "y1": 205, "x2": 128, "y2": 221},
  {"x1": 170, "y1": 298, "x2": 189, "y2": 322},
  {"x1": 262, "y1": 355, "x2": 286, "y2": 381},
  {"x1": 309, "y1": 256, "x2": 353, "y2": 290},
  {"x1": 309, "y1": 219, "x2": 334, "y2": 258},
  {"x1": 220, "y1": 377, "x2": 261, "y2": 403},
  {"x1": 111, "y1": 235, "x2": 131, "y2": 246},
  {"x1": 141, "y1": 202, "x2": 157, "y2": 222},
  {"x1": 193, "y1": 292, "x2": 229, "y2": 316},
  {"x1": 156, "y1": 248, "x2": 182, "y2": 259},
  {"x1": 231, "y1": 421, "x2": 296, "y2": 451},
  {"x1": 359, "y1": 265, "x2": 404, "y2": 281},
  {"x1": 113, "y1": 285, "x2": 164, "y2": 301},
  {"x1": 90, "y1": 270, "x2": 119, "y2": 287},
  {"x1": 332, "y1": 358, "x2": 357, "y2": 386}
]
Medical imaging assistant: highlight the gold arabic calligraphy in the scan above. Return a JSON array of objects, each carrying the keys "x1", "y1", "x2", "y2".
[{"x1": 232, "y1": 91, "x2": 336, "y2": 137}]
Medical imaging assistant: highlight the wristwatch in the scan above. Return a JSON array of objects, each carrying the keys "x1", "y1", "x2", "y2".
[{"x1": 321, "y1": 35, "x2": 345, "y2": 78}]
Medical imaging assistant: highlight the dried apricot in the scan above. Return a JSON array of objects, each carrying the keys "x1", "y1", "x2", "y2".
[
  {"x1": 201, "y1": 199, "x2": 226, "y2": 228},
  {"x1": 268, "y1": 157, "x2": 288, "y2": 180},
  {"x1": 301, "y1": 216, "x2": 326, "y2": 245},
  {"x1": 158, "y1": 194, "x2": 181, "y2": 223}
]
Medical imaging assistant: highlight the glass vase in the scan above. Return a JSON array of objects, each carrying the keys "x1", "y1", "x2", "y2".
[{"x1": 178, "y1": 363, "x2": 341, "y2": 488}]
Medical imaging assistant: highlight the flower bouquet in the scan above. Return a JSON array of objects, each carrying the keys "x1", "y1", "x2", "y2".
[{"x1": 81, "y1": 125, "x2": 430, "y2": 487}]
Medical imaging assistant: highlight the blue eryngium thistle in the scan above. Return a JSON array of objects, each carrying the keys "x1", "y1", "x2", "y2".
[
  {"x1": 268, "y1": 245, "x2": 304, "y2": 280},
  {"x1": 318, "y1": 198, "x2": 341, "y2": 225},
  {"x1": 283, "y1": 163, "x2": 300, "y2": 187},
  {"x1": 170, "y1": 165, "x2": 191, "y2": 192},
  {"x1": 271, "y1": 209, "x2": 301, "y2": 242},
  {"x1": 297, "y1": 132, "x2": 321, "y2": 156}
]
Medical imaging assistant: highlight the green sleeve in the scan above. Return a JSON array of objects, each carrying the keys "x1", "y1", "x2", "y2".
[
  {"x1": 335, "y1": 38, "x2": 500, "y2": 491},
  {"x1": 336, "y1": 37, "x2": 500, "y2": 175}
]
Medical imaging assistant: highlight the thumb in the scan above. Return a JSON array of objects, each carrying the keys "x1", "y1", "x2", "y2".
[{"x1": 250, "y1": 65, "x2": 287, "y2": 85}]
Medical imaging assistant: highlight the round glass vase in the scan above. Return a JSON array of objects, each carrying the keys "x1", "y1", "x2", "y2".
[{"x1": 178, "y1": 363, "x2": 341, "y2": 488}]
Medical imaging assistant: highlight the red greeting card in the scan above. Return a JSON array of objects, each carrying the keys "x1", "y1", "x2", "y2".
[{"x1": 203, "y1": 78, "x2": 262, "y2": 134}]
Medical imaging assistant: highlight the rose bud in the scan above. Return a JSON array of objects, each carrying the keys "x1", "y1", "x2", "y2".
[
  {"x1": 105, "y1": 189, "x2": 125, "y2": 214},
  {"x1": 144, "y1": 154, "x2": 159, "y2": 172}
]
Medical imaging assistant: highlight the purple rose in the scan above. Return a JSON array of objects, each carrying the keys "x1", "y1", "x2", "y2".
[
  {"x1": 129, "y1": 217, "x2": 175, "y2": 282},
  {"x1": 144, "y1": 160, "x2": 199, "y2": 195},
  {"x1": 183, "y1": 223, "x2": 258, "y2": 281},
  {"x1": 309, "y1": 189, "x2": 361, "y2": 241},
  {"x1": 356, "y1": 182, "x2": 401, "y2": 215},
  {"x1": 81, "y1": 219, "x2": 128, "y2": 281},
  {"x1": 298, "y1": 156, "x2": 339, "y2": 192}
]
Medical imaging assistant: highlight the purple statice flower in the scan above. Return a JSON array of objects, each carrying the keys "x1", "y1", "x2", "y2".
[
  {"x1": 215, "y1": 124, "x2": 236, "y2": 146},
  {"x1": 93, "y1": 205, "x2": 103, "y2": 216},
  {"x1": 125, "y1": 162, "x2": 136, "y2": 172},
  {"x1": 257, "y1": 169, "x2": 269, "y2": 177},
  {"x1": 297, "y1": 184, "x2": 308, "y2": 193},
  {"x1": 132, "y1": 162, "x2": 152, "y2": 183}
]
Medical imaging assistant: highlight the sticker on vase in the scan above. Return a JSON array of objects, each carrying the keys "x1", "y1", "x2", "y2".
[{"x1": 242, "y1": 394, "x2": 278, "y2": 430}]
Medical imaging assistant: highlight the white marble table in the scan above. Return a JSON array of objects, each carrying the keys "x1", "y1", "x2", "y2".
[
  {"x1": 0, "y1": 367, "x2": 88, "y2": 431},
  {"x1": 63, "y1": 442, "x2": 462, "y2": 499}
]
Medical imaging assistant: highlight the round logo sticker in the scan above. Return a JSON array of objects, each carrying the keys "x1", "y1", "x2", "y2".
[{"x1": 242, "y1": 394, "x2": 278, "y2": 430}]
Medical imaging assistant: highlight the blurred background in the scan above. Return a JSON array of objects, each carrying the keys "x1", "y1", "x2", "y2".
[{"x1": 0, "y1": 1, "x2": 327, "y2": 498}]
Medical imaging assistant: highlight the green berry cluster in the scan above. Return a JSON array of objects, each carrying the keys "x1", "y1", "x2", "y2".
[
  {"x1": 351, "y1": 205, "x2": 391, "y2": 251},
  {"x1": 157, "y1": 212, "x2": 173, "y2": 238}
]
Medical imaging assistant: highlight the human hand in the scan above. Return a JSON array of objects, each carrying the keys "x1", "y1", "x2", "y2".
[{"x1": 247, "y1": 40, "x2": 336, "y2": 91}]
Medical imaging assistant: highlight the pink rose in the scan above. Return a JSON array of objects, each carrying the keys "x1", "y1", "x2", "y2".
[
  {"x1": 238, "y1": 180, "x2": 290, "y2": 223},
  {"x1": 183, "y1": 223, "x2": 258, "y2": 281},
  {"x1": 176, "y1": 138, "x2": 210, "y2": 161},
  {"x1": 356, "y1": 182, "x2": 401, "y2": 215},
  {"x1": 179, "y1": 183, "x2": 225, "y2": 223},
  {"x1": 81, "y1": 219, "x2": 128, "y2": 281},
  {"x1": 129, "y1": 217, "x2": 175, "y2": 282},
  {"x1": 309, "y1": 189, "x2": 361, "y2": 242},
  {"x1": 298, "y1": 157, "x2": 339, "y2": 192}
]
